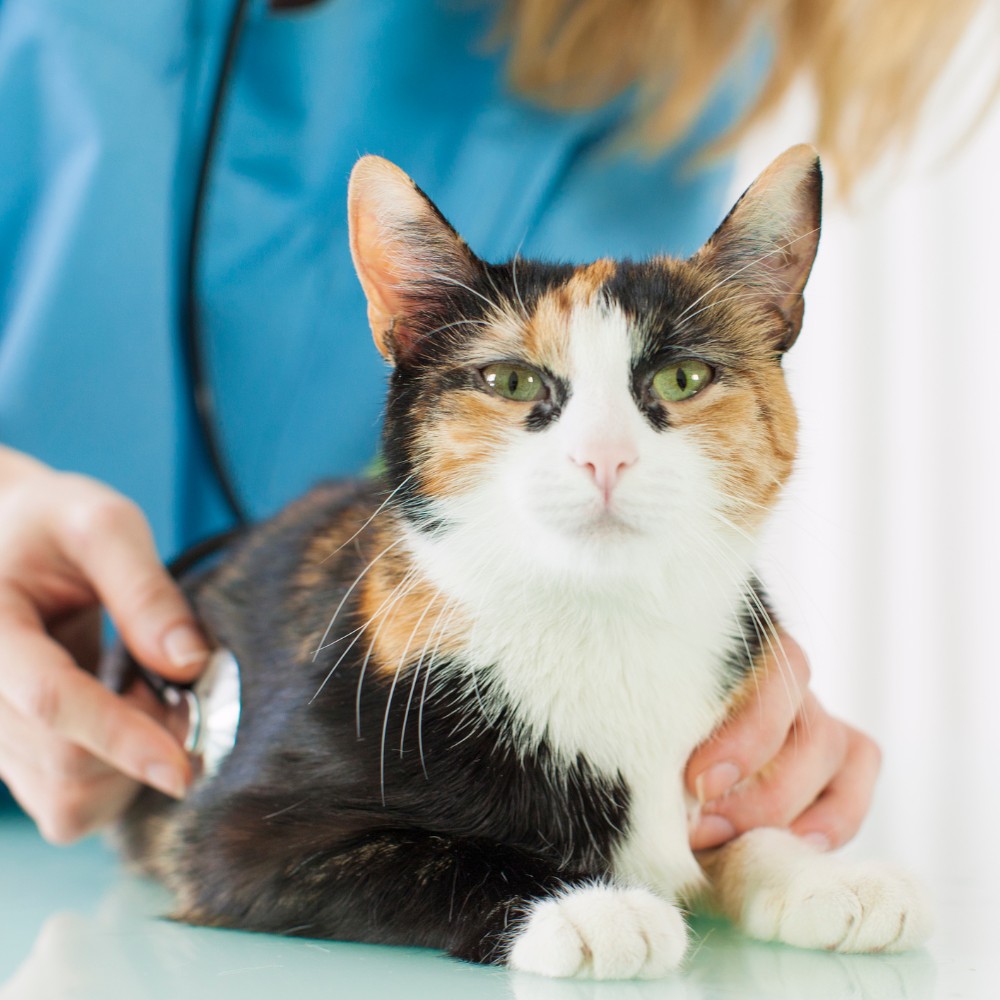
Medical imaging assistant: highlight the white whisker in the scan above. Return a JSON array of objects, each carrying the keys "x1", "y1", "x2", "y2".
[
  {"x1": 379, "y1": 580, "x2": 443, "y2": 800},
  {"x1": 309, "y1": 536, "x2": 405, "y2": 697},
  {"x1": 427, "y1": 271, "x2": 502, "y2": 314},
  {"x1": 511, "y1": 249, "x2": 530, "y2": 323},
  {"x1": 319, "y1": 476, "x2": 412, "y2": 566},
  {"x1": 356, "y1": 566, "x2": 421, "y2": 739}
]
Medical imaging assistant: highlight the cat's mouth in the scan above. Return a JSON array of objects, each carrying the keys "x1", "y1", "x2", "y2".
[
  {"x1": 576, "y1": 506, "x2": 642, "y2": 540},
  {"x1": 528, "y1": 489, "x2": 645, "y2": 544}
]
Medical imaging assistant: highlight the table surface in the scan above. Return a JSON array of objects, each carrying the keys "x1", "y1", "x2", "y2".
[{"x1": 1, "y1": 805, "x2": 996, "y2": 1000}]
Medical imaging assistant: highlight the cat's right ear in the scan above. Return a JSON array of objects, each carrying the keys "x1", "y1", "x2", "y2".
[{"x1": 348, "y1": 156, "x2": 480, "y2": 364}]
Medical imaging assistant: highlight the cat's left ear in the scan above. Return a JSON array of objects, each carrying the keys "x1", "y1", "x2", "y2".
[
  {"x1": 348, "y1": 156, "x2": 481, "y2": 364},
  {"x1": 693, "y1": 144, "x2": 822, "y2": 352}
]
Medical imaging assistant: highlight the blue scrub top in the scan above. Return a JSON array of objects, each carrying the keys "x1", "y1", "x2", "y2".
[{"x1": 0, "y1": 0, "x2": 758, "y2": 560}]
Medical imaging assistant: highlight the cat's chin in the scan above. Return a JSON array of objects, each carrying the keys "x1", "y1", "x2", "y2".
[
  {"x1": 533, "y1": 516, "x2": 660, "y2": 580},
  {"x1": 576, "y1": 508, "x2": 641, "y2": 540}
]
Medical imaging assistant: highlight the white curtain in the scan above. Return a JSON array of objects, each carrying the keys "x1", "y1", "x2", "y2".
[{"x1": 732, "y1": 19, "x2": 1000, "y2": 900}]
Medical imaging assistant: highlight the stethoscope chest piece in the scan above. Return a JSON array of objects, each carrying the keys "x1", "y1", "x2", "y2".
[{"x1": 166, "y1": 648, "x2": 242, "y2": 778}]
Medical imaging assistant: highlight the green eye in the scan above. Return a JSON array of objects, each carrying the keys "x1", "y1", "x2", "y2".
[
  {"x1": 651, "y1": 360, "x2": 713, "y2": 402},
  {"x1": 482, "y1": 363, "x2": 547, "y2": 402}
]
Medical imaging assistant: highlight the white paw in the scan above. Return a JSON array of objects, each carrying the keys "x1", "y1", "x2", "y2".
[
  {"x1": 507, "y1": 884, "x2": 687, "y2": 980},
  {"x1": 746, "y1": 860, "x2": 932, "y2": 953}
]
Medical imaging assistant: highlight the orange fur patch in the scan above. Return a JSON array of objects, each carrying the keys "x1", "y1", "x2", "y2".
[
  {"x1": 689, "y1": 831, "x2": 755, "y2": 916},
  {"x1": 354, "y1": 525, "x2": 467, "y2": 679},
  {"x1": 501, "y1": 259, "x2": 617, "y2": 372},
  {"x1": 567, "y1": 258, "x2": 617, "y2": 300},
  {"x1": 673, "y1": 377, "x2": 796, "y2": 527},
  {"x1": 661, "y1": 283, "x2": 799, "y2": 530},
  {"x1": 295, "y1": 499, "x2": 377, "y2": 592},
  {"x1": 416, "y1": 391, "x2": 514, "y2": 502},
  {"x1": 520, "y1": 290, "x2": 572, "y2": 371}
]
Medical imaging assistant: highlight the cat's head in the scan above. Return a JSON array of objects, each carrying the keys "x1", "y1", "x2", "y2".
[{"x1": 347, "y1": 148, "x2": 820, "y2": 582}]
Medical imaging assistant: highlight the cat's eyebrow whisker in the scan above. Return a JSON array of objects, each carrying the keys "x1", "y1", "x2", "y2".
[
  {"x1": 419, "y1": 318, "x2": 493, "y2": 340},
  {"x1": 481, "y1": 265, "x2": 509, "y2": 321},
  {"x1": 673, "y1": 287, "x2": 802, "y2": 333},
  {"x1": 510, "y1": 250, "x2": 530, "y2": 323},
  {"x1": 426, "y1": 271, "x2": 503, "y2": 315},
  {"x1": 675, "y1": 227, "x2": 820, "y2": 325}
]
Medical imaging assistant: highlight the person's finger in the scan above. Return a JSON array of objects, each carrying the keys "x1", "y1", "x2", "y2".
[
  {"x1": 0, "y1": 699, "x2": 142, "y2": 843},
  {"x1": 686, "y1": 631, "x2": 810, "y2": 803},
  {"x1": 1, "y1": 755, "x2": 140, "y2": 844},
  {"x1": 0, "y1": 598, "x2": 191, "y2": 799},
  {"x1": 690, "y1": 692, "x2": 848, "y2": 850},
  {"x1": 122, "y1": 674, "x2": 192, "y2": 745},
  {"x1": 54, "y1": 479, "x2": 209, "y2": 681},
  {"x1": 789, "y1": 724, "x2": 881, "y2": 850},
  {"x1": 0, "y1": 697, "x2": 106, "y2": 785}
]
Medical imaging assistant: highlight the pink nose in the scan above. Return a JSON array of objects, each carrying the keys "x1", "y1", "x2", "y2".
[{"x1": 571, "y1": 440, "x2": 638, "y2": 502}]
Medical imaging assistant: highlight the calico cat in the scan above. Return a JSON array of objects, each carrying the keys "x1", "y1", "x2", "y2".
[{"x1": 114, "y1": 146, "x2": 929, "y2": 979}]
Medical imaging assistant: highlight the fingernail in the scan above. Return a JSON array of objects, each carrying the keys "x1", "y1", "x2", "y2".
[
  {"x1": 801, "y1": 832, "x2": 831, "y2": 852},
  {"x1": 163, "y1": 624, "x2": 209, "y2": 671},
  {"x1": 691, "y1": 815, "x2": 737, "y2": 850},
  {"x1": 695, "y1": 761, "x2": 741, "y2": 803},
  {"x1": 145, "y1": 763, "x2": 188, "y2": 799}
]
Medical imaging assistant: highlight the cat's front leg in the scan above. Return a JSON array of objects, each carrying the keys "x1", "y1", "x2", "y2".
[
  {"x1": 508, "y1": 882, "x2": 688, "y2": 979},
  {"x1": 696, "y1": 828, "x2": 932, "y2": 953}
]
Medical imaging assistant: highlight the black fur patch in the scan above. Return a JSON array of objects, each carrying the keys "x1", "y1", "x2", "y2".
[{"x1": 117, "y1": 481, "x2": 630, "y2": 964}]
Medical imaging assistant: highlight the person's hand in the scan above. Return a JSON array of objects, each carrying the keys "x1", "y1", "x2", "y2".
[
  {"x1": 0, "y1": 446, "x2": 209, "y2": 843},
  {"x1": 686, "y1": 632, "x2": 880, "y2": 852}
]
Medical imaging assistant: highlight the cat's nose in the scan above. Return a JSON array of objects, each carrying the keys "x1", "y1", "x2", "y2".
[{"x1": 570, "y1": 439, "x2": 638, "y2": 502}]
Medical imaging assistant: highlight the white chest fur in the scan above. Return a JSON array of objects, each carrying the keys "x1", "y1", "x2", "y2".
[
  {"x1": 411, "y1": 522, "x2": 755, "y2": 901},
  {"x1": 478, "y1": 583, "x2": 738, "y2": 898},
  {"x1": 405, "y1": 295, "x2": 760, "y2": 900}
]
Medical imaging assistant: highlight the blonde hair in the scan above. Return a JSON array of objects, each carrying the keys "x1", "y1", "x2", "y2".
[{"x1": 497, "y1": 0, "x2": 991, "y2": 189}]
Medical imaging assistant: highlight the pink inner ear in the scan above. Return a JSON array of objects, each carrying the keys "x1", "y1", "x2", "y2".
[
  {"x1": 348, "y1": 156, "x2": 428, "y2": 359},
  {"x1": 349, "y1": 206, "x2": 410, "y2": 359},
  {"x1": 347, "y1": 155, "x2": 477, "y2": 363},
  {"x1": 694, "y1": 145, "x2": 821, "y2": 347}
]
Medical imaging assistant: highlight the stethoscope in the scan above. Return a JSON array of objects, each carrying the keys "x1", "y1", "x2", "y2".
[
  {"x1": 137, "y1": 529, "x2": 247, "y2": 778},
  {"x1": 157, "y1": 0, "x2": 334, "y2": 777},
  {"x1": 182, "y1": 0, "x2": 256, "y2": 528},
  {"x1": 139, "y1": 0, "x2": 264, "y2": 775},
  {"x1": 185, "y1": 0, "x2": 328, "y2": 526}
]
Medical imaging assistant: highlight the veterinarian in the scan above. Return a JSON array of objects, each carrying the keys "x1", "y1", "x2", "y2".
[{"x1": 0, "y1": 0, "x2": 977, "y2": 849}]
